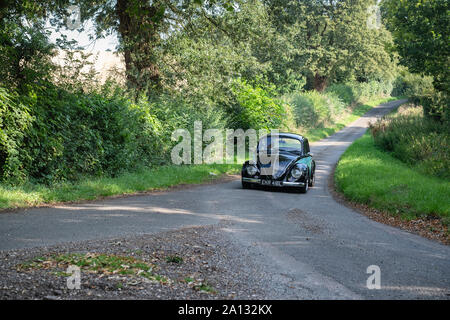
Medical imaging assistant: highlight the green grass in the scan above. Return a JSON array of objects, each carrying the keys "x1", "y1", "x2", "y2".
[
  {"x1": 17, "y1": 252, "x2": 171, "y2": 283},
  {"x1": 304, "y1": 96, "x2": 405, "y2": 142},
  {"x1": 193, "y1": 281, "x2": 217, "y2": 294},
  {"x1": 335, "y1": 131, "x2": 450, "y2": 222},
  {"x1": 0, "y1": 163, "x2": 240, "y2": 210},
  {"x1": 166, "y1": 255, "x2": 183, "y2": 264}
]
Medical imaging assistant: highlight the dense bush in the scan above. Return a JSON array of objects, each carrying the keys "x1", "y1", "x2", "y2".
[
  {"x1": 416, "y1": 90, "x2": 449, "y2": 124},
  {"x1": 326, "y1": 80, "x2": 394, "y2": 105},
  {"x1": 0, "y1": 84, "x2": 162, "y2": 184},
  {"x1": 287, "y1": 91, "x2": 345, "y2": 128},
  {"x1": 390, "y1": 71, "x2": 448, "y2": 123},
  {"x1": 353, "y1": 80, "x2": 394, "y2": 102},
  {"x1": 325, "y1": 84, "x2": 355, "y2": 105},
  {"x1": 148, "y1": 94, "x2": 227, "y2": 135},
  {"x1": 0, "y1": 88, "x2": 33, "y2": 183},
  {"x1": 391, "y1": 71, "x2": 434, "y2": 98},
  {"x1": 146, "y1": 92, "x2": 229, "y2": 162},
  {"x1": 370, "y1": 105, "x2": 450, "y2": 179},
  {"x1": 285, "y1": 79, "x2": 396, "y2": 130},
  {"x1": 230, "y1": 79, "x2": 289, "y2": 130},
  {"x1": 0, "y1": 81, "x2": 232, "y2": 185}
]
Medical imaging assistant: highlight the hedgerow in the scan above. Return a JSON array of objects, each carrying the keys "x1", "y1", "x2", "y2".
[
  {"x1": 370, "y1": 105, "x2": 449, "y2": 179},
  {"x1": 0, "y1": 75, "x2": 414, "y2": 185}
]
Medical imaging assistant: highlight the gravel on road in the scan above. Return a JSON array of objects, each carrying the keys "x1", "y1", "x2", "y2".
[{"x1": 0, "y1": 224, "x2": 287, "y2": 300}]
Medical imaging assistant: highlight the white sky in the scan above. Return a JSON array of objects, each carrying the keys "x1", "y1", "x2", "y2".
[{"x1": 46, "y1": 18, "x2": 119, "y2": 53}]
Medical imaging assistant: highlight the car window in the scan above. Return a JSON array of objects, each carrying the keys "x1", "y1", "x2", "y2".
[{"x1": 258, "y1": 136, "x2": 302, "y2": 152}]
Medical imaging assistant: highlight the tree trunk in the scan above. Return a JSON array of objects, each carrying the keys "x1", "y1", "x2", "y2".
[
  {"x1": 313, "y1": 73, "x2": 328, "y2": 92},
  {"x1": 116, "y1": 0, "x2": 162, "y2": 94}
]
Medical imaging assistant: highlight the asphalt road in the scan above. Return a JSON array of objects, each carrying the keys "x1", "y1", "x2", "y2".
[{"x1": 1, "y1": 99, "x2": 449, "y2": 299}]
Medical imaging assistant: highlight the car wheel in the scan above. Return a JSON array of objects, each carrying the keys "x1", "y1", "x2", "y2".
[
  {"x1": 309, "y1": 172, "x2": 315, "y2": 187},
  {"x1": 242, "y1": 180, "x2": 252, "y2": 189},
  {"x1": 298, "y1": 176, "x2": 309, "y2": 193}
]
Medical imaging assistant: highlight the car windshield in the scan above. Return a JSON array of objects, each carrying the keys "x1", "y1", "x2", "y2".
[{"x1": 258, "y1": 136, "x2": 302, "y2": 153}]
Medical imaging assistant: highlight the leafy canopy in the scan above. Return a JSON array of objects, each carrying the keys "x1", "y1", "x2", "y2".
[{"x1": 382, "y1": 0, "x2": 450, "y2": 93}]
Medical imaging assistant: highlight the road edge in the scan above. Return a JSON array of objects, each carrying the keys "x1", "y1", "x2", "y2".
[
  {"x1": 0, "y1": 174, "x2": 241, "y2": 214},
  {"x1": 328, "y1": 151, "x2": 449, "y2": 246}
]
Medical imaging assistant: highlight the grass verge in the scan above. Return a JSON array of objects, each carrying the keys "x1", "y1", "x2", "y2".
[
  {"x1": 0, "y1": 163, "x2": 240, "y2": 210},
  {"x1": 335, "y1": 131, "x2": 450, "y2": 224},
  {"x1": 304, "y1": 96, "x2": 405, "y2": 142}
]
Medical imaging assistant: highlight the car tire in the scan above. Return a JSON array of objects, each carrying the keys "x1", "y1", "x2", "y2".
[
  {"x1": 308, "y1": 172, "x2": 315, "y2": 187},
  {"x1": 298, "y1": 176, "x2": 309, "y2": 193},
  {"x1": 242, "y1": 180, "x2": 252, "y2": 189}
]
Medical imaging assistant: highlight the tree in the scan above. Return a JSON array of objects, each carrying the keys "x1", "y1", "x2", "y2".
[
  {"x1": 61, "y1": 0, "x2": 236, "y2": 95},
  {"x1": 1, "y1": 0, "x2": 270, "y2": 97},
  {"x1": 382, "y1": 0, "x2": 450, "y2": 94},
  {"x1": 264, "y1": 0, "x2": 396, "y2": 91},
  {"x1": 115, "y1": 0, "x2": 166, "y2": 92},
  {"x1": 0, "y1": 1, "x2": 57, "y2": 89},
  {"x1": 161, "y1": 0, "x2": 276, "y2": 104}
]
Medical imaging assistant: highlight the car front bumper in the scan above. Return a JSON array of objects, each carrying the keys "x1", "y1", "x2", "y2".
[{"x1": 242, "y1": 177, "x2": 306, "y2": 187}]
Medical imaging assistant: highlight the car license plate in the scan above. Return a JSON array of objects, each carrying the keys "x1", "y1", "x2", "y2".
[{"x1": 261, "y1": 180, "x2": 282, "y2": 187}]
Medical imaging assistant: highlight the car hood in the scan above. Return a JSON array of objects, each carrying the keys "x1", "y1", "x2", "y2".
[{"x1": 257, "y1": 151, "x2": 299, "y2": 179}]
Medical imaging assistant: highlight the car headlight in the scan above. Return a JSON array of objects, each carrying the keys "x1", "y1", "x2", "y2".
[
  {"x1": 246, "y1": 165, "x2": 258, "y2": 176},
  {"x1": 291, "y1": 164, "x2": 306, "y2": 179}
]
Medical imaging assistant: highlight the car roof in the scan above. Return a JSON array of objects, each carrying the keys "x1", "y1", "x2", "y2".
[{"x1": 259, "y1": 132, "x2": 305, "y2": 141}]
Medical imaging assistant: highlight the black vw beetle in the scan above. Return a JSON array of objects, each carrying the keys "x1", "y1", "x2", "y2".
[{"x1": 241, "y1": 133, "x2": 315, "y2": 193}]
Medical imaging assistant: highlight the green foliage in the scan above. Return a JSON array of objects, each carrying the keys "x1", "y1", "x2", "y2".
[
  {"x1": 352, "y1": 81, "x2": 394, "y2": 102},
  {"x1": 304, "y1": 96, "x2": 402, "y2": 142},
  {"x1": 266, "y1": 0, "x2": 397, "y2": 91},
  {"x1": 53, "y1": 50, "x2": 100, "y2": 92},
  {"x1": 18, "y1": 252, "x2": 167, "y2": 283},
  {"x1": 231, "y1": 79, "x2": 288, "y2": 130},
  {"x1": 371, "y1": 105, "x2": 450, "y2": 179},
  {"x1": 288, "y1": 91, "x2": 337, "y2": 128},
  {"x1": 0, "y1": 19, "x2": 55, "y2": 90},
  {"x1": 166, "y1": 255, "x2": 183, "y2": 264},
  {"x1": 326, "y1": 80, "x2": 394, "y2": 104},
  {"x1": 0, "y1": 80, "x2": 233, "y2": 185},
  {"x1": 160, "y1": 0, "x2": 277, "y2": 109},
  {"x1": 325, "y1": 84, "x2": 356, "y2": 105},
  {"x1": 390, "y1": 69, "x2": 448, "y2": 123},
  {"x1": 0, "y1": 88, "x2": 33, "y2": 183},
  {"x1": 382, "y1": 0, "x2": 449, "y2": 123},
  {"x1": 382, "y1": 0, "x2": 449, "y2": 93},
  {"x1": 0, "y1": 84, "x2": 166, "y2": 184},
  {"x1": 148, "y1": 94, "x2": 227, "y2": 135},
  {"x1": 287, "y1": 80, "x2": 394, "y2": 130},
  {"x1": 391, "y1": 70, "x2": 434, "y2": 98},
  {"x1": 416, "y1": 90, "x2": 450, "y2": 124}
]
